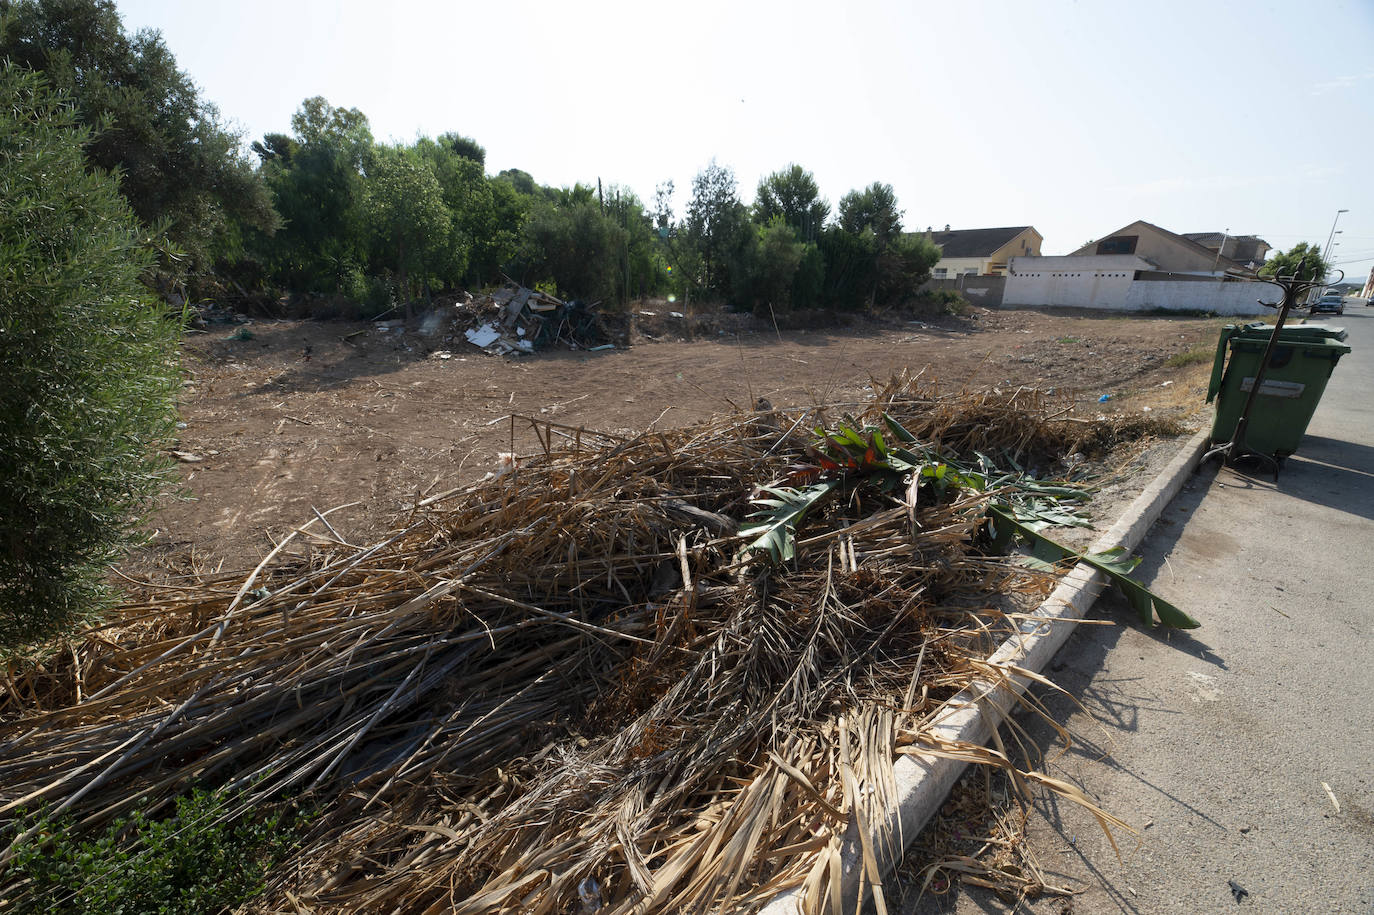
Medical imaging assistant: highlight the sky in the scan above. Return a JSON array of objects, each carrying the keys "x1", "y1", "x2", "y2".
[{"x1": 116, "y1": 0, "x2": 1374, "y2": 273}]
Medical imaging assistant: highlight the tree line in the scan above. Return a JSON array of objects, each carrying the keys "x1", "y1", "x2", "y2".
[{"x1": 0, "y1": 0, "x2": 943, "y2": 317}]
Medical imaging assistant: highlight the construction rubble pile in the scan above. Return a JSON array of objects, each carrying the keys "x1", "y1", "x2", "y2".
[
  {"x1": 458, "y1": 283, "x2": 613, "y2": 356},
  {"x1": 0, "y1": 377, "x2": 1186, "y2": 914}
]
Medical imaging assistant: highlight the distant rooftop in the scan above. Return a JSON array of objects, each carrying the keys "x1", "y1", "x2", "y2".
[
  {"x1": 930, "y1": 226, "x2": 1035, "y2": 258},
  {"x1": 1183, "y1": 232, "x2": 1269, "y2": 247}
]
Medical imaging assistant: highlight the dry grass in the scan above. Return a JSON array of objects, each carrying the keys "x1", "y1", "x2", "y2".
[{"x1": 0, "y1": 374, "x2": 1169, "y2": 914}]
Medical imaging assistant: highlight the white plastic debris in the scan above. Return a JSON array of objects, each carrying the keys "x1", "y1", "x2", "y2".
[
  {"x1": 465, "y1": 324, "x2": 501, "y2": 348},
  {"x1": 577, "y1": 877, "x2": 602, "y2": 914}
]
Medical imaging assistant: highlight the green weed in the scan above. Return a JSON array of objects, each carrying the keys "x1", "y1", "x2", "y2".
[{"x1": 1164, "y1": 345, "x2": 1213, "y2": 368}]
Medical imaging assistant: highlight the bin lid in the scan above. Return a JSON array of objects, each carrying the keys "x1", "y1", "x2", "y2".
[{"x1": 1230, "y1": 321, "x2": 1347, "y2": 343}]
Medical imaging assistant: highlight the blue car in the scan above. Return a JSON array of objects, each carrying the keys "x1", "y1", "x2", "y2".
[{"x1": 1311, "y1": 293, "x2": 1345, "y2": 315}]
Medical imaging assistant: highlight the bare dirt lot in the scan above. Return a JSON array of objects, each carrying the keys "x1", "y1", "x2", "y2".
[{"x1": 133, "y1": 305, "x2": 1225, "y2": 575}]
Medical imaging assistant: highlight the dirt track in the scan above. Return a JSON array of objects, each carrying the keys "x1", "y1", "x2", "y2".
[{"x1": 133, "y1": 306, "x2": 1225, "y2": 574}]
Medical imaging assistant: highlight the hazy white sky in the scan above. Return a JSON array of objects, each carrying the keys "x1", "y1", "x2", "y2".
[{"x1": 117, "y1": 0, "x2": 1374, "y2": 271}]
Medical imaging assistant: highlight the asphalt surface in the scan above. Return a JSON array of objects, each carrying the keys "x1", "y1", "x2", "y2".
[{"x1": 910, "y1": 304, "x2": 1374, "y2": 914}]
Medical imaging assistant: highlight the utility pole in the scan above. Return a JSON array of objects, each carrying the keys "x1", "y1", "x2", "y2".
[{"x1": 1212, "y1": 228, "x2": 1229, "y2": 274}]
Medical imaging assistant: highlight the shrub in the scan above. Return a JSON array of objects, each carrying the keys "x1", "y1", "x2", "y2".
[
  {"x1": 0, "y1": 65, "x2": 182, "y2": 648},
  {"x1": 5, "y1": 789, "x2": 304, "y2": 915},
  {"x1": 915, "y1": 287, "x2": 970, "y2": 315}
]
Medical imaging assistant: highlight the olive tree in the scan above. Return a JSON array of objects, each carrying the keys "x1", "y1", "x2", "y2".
[{"x1": 0, "y1": 65, "x2": 182, "y2": 646}]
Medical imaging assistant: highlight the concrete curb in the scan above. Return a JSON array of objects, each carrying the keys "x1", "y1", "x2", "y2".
[{"x1": 759, "y1": 428, "x2": 1213, "y2": 915}]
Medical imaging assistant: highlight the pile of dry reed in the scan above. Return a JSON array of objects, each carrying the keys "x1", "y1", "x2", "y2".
[{"x1": 0, "y1": 375, "x2": 1140, "y2": 914}]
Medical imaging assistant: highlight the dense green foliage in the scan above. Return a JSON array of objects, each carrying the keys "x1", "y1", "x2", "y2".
[
  {"x1": 6, "y1": 790, "x2": 303, "y2": 915},
  {"x1": 0, "y1": 0, "x2": 278, "y2": 272},
  {"x1": 754, "y1": 165, "x2": 829, "y2": 243},
  {"x1": 365, "y1": 146, "x2": 451, "y2": 316},
  {"x1": 0, "y1": 63, "x2": 181, "y2": 647},
  {"x1": 1258, "y1": 241, "x2": 1331, "y2": 285}
]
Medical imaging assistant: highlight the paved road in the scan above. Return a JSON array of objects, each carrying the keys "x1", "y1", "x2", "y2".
[{"x1": 913, "y1": 306, "x2": 1374, "y2": 914}]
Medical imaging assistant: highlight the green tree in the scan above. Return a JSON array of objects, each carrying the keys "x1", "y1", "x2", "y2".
[
  {"x1": 254, "y1": 97, "x2": 373, "y2": 294},
  {"x1": 754, "y1": 165, "x2": 829, "y2": 242},
  {"x1": 651, "y1": 180, "x2": 675, "y2": 236},
  {"x1": 824, "y1": 183, "x2": 935, "y2": 308},
  {"x1": 683, "y1": 159, "x2": 751, "y2": 299},
  {"x1": 496, "y1": 168, "x2": 538, "y2": 197},
  {"x1": 604, "y1": 186, "x2": 670, "y2": 302},
  {"x1": 875, "y1": 232, "x2": 942, "y2": 304},
  {"x1": 440, "y1": 132, "x2": 486, "y2": 166},
  {"x1": 0, "y1": 0, "x2": 278, "y2": 273},
  {"x1": 364, "y1": 147, "x2": 451, "y2": 317},
  {"x1": 1259, "y1": 241, "x2": 1330, "y2": 284},
  {"x1": 733, "y1": 219, "x2": 806, "y2": 315},
  {"x1": 520, "y1": 198, "x2": 627, "y2": 303},
  {"x1": 819, "y1": 224, "x2": 880, "y2": 309},
  {"x1": 837, "y1": 182, "x2": 903, "y2": 246},
  {"x1": 470, "y1": 172, "x2": 533, "y2": 287},
  {"x1": 0, "y1": 64, "x2": 182, "y2": 647},
  {"x1": 412, "y1": 137, "x2": 483, "y2": 287}
]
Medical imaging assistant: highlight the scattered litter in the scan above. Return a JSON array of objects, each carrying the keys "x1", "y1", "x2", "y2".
[
  {"x1": 431, "y1": 351, "x2": 453, "y2": 360},
  {"x1": 226, "y1": 327, "x2": 254, "y2": 342},
  {"x1": 176, "y1": 422, "x2": 188, "y2": 430},
  {"x1": 638, "y1": 311, "x2": 657, "y2": 317},
  {"x1": 589, "y1": 344, "x2": 615, "y2": 352},
  {"x1": 670, "y1": 311, "x2": 684, "y2": 319},
  {"x1": 1098, "y1": 394, "x2": 1112, "y2": 403},
  {"x1": 1228, "y1": 879, "x2": 1249, "y2": 903},
  {"x1": 1142, "y1": 406, "x2": 1152, "y2": 412},
  {"x1": 1160, "y1": 380, "x2": 1174, "y2": 387},
  {"x1": 1322, "y1": 781, "x2": 1340, "y2": 813},
  {"x1": 170, "y1": 450, "x2": 203, "y2": 463}
]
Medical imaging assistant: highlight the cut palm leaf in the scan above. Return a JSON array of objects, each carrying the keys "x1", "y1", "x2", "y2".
[
  {"x1": 984, "y1": 505, "x2": 1199, "y2": 629},
  {"x1": 740, "y1": 481, "x2": 839, "y2": 564}
]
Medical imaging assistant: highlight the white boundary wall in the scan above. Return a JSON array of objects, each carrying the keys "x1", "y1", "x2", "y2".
[
  {"x1": 1122, "y1": 279, "x2": 1275, "y2": 314},
  {"x1": 1005, "y1": 256, "x2": 1272, "y2": 315}
]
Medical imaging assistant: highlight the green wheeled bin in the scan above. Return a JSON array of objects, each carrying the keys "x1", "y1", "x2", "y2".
[{"x1": 1206, "y1": 322, "x2": 1351, "y2": 458}]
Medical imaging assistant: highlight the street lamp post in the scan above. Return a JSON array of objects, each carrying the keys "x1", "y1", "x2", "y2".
[
  {"x1": 1309, "y1": 208, "x2": 1348, "y2": 302},
  {"x1": 1321, "y1": 209, "x2": 1349, "y2": 271}
]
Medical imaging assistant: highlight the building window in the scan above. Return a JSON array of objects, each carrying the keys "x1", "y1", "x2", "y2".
[
  {"x1": 964, "y1": 268, "x2": 978, "y2": 276},
  {"x1": 934, "y1": 268, "x2": 947, "y2": 279},
  {"x1": 1096, "y1": 235, "x2": 1138, "y2": 255}
]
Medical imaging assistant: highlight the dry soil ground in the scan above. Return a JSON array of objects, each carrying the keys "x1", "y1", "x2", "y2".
[{"x1": 129, "y1": 305, "x2": 1225, "y2": 578}]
